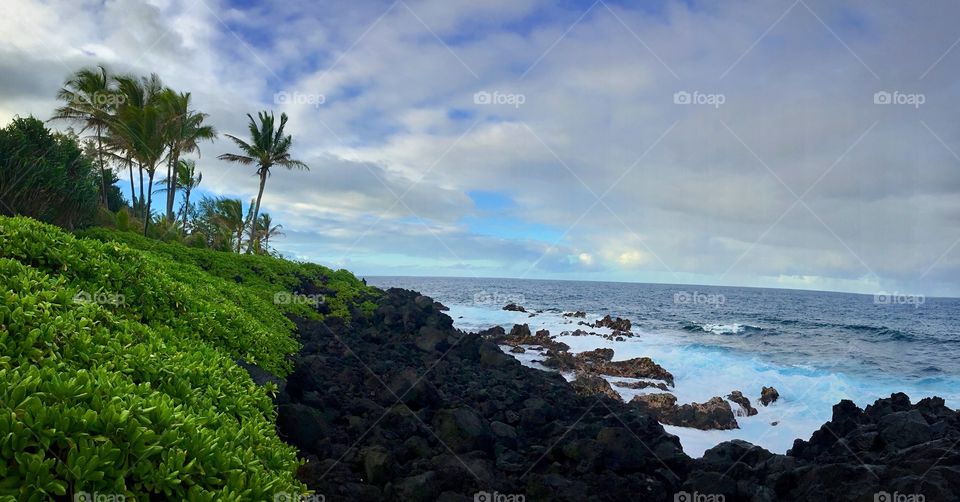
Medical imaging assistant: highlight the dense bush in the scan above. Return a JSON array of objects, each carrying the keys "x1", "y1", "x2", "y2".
[
  {"x1": 4, "y1": 217, "x2": 299, "y2": 375},
  {"x1": 0, "y1": 216, "x2": 306, "y2": 499},
  {"x1": 79, "y1": 226, "x2": 380, "y2": 320},
  {"x1": 0, "y1": 117, "x2": 100, "y2": 229}
]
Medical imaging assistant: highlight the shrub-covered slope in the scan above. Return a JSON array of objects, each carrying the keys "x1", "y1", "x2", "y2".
[{"x1": 0, "y1": 216, "x2": 375, "y2": 500}]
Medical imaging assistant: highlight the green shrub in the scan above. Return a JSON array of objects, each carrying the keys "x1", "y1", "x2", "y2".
[
  {"x1": 95, "y1": 207, "x2": 116, "y2": 228},
  {"x1": 0, "y1": 219, "x2": 306, "y2": 499},
  {"x1": 115, "y1": 207, "x2": 131, "y2": 232},
  {"x1": 0, "y1": 117, "x2": 100, "y2": 229},
  {"x1": 3, "y1": 217, "x2": 298, "y2": 375},
  {"x1": 185, "y1": 232, "x2": 207, "y2": 249},
  {"x1": 79, "y1": 226, "x2": 381, "y2": 320}
]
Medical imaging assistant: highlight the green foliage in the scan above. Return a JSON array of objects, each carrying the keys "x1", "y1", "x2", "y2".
[
  {"x1": 0, "y1": 117, "x2": 100, "y2": 229},
  {"x1": 79, "y1": 225, "x2": 380, "y2": 320},
  {"x1": 115, "y1": 207, "x2": 131, "y2": 232},
  {"x1": 94, "y1": 207, "x2": 116, "y2": 228},
  {"x1": 4, "y1": 217, "x2": 298, "y2": 375},
  {"x1": 0, "y1": 216, "x2": 305, "y2": 498}
]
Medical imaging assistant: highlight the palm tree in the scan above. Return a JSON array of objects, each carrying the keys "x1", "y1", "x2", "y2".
[
  {"x1": 255, "y1": 212, "x2": 284, "y2": 253},
  {"x1": 50, "y1": 65, "x2": 116, "y2": 206},
  {"x1": 155, "y1": 159, "x2": 203, "y2": 231},
  {"x1": 159, "y1": 90, "x2": 216, "y2": 221},
  {"x1": 108, "y1": 73, "x2": 169, "y2": 235},
  {"x1": 218, "y1": 111, "x2": 308, "y2": 253},
  {"x1": 213, "y1": 197, "x2": 246, "y2": 253}
]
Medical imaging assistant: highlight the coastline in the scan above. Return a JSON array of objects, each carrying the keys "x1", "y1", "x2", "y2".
[{"x1": 270, "y1": 286, "x2": 960, "y2": 501}]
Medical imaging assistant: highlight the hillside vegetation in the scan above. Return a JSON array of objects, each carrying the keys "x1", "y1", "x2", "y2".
[{"x1": 0, "y1": 216, "x2": 377, "y2": 500}]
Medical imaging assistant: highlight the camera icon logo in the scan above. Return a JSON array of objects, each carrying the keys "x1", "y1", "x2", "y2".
[
  {"x1": 674, "y1": 91, "x2": 692, "y2": 104},
  {"x1": 874, "y1": 91, "x2": 891, "y2": 105},
  {"x1": 474, "y1": 91, "x2": 492, "y2": 105}
]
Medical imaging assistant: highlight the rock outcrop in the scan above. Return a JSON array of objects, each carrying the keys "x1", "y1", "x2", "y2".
[
  {"x1": 542, "y1": 347, "x2": 674, "y2": 386},
  {"x1": 278, "y1": 288, "x2": 688, "y2": 501},
  {"x1": 630, "y1": 394, "x2": 740, "y2": 430},
  {"x1": 683, "y1": 393, "x2": 960, "y2": 501},
  {"x1": 570, "y1": 372, "x2": 623, "y2": 402},
  {"x1": 255, "y1": 287, "x2": 960, "y2": 501},
  {"x1": 727, "y1": 390, "x2": 759, "y2": 417},
  {"x1": 760, "y1": 386, "x2": 780, "y2": 406},
  {"x1": 592, "y1": 314, "x2": 632, "y2": 332}
]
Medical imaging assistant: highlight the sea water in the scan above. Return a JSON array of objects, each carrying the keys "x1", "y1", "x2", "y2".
[{"x1": 366, "y1": 277, "x2": 960, "y2": 457}]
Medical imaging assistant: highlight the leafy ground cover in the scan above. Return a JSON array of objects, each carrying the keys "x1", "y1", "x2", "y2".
[{"x1": 0, "y1": 216, "x2": 377, "y2": 500}]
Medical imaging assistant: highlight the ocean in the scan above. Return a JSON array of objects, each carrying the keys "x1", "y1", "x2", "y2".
[{"x1": 365, "y1": 276, "x2": 960, "y2": 457}]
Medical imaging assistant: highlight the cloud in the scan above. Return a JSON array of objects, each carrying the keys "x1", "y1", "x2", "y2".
[{"x1": 3, "y1": 0, "x2": 960, "y2": 295}]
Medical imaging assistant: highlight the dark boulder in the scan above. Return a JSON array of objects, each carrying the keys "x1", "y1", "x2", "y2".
[
  {"x1": 502, "y1": 303, "x2": 527, "y2": 312},
  {"x1": 432, "y1": 407, "x2": 495, "y2": 454},
  {"x1": 727, "y1": 390, "x2": 759, "y2": 417},
  {"x1": 362, "y1": 446, "x2": 394, "y2": 485},
  {"x1": 570, "y1": 372, "x2": 623, "y2": 402},
  {"x1": 760, "y1": 386, "x2": 780, "y2": 406},
  {"x1": 631, "y1": 394, "x2": 739, "y2": 430},
  {"x1": 592, "y1": 314, "x2": 632, "y2": 332},
  {"x1": 612, "y1": 380, "x2": 671, "y2": 392},
  {"x1": 542, "y1": 347, "x2": 674, "y2": 386},
  {"x1": 396, "y1": 471, "x2": 439, "y2": 502}
]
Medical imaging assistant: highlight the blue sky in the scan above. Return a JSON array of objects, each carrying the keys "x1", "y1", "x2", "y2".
[{"x1": 4, "y1": 0, "x2": 960, "y2": 296}]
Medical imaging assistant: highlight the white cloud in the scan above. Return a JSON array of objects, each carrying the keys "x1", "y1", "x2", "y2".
[{"x1": 3, "y1": 0, "x2": 960, "y2": 295}]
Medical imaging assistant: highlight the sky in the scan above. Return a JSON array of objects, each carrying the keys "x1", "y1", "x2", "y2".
[{"x1": 2, "y1": 0, "x2": 960, "y2": 296}]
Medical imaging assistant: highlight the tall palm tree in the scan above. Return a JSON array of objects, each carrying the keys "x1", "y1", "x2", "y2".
[
  {"x1": 218, "y1": 111, "x2": 308, "y2": 253},
  {"x1": 50, "y1": 65, "x2": 116, "y2": 206},
  {"x1": 108, "y1": 73, "x2": 169, "y2": 235},
  {"x1": 159, "y1": 90, "x2": 216, "y2": 221}
]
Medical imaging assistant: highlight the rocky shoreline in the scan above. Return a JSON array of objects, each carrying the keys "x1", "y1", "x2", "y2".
[{"x1": 252, "y1": 288, "x2": 959, "y2": 501}]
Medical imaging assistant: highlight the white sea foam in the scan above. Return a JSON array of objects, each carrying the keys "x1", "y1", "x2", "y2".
[
  {"x1": 446, "y1": 303, "x2": 960, "y2": 458},
  {"x1": 702, "y1": 323, "x2": 744, "y2": 334}
]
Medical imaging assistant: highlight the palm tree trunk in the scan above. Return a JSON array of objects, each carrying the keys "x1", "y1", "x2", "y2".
[
  {"x1": 182, "y1": 187, "x2": 191, "y2": 231},
  {"x1": 127, "y1": 157, "x2": 136, "y2": 208},
  {"x1": 144, "y1": 168, "x2": 155, "y2": 236},
  {"x1": 96, "y1": 125, "x2": 108, "y2": 206},
  {"x1": 166, "y1": 148, "x2": 179, "y2": 221},
  {"x1": 138, "y1": 165, "x2": 145, "y2": 220},
  {"x1": 246, "y1": 169, "x2": 268, "y2": 254}
]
